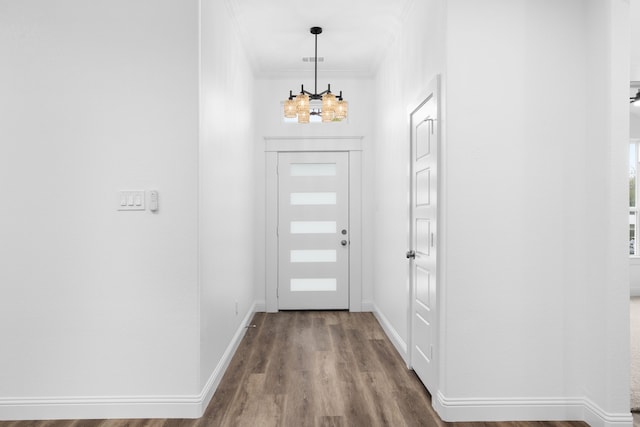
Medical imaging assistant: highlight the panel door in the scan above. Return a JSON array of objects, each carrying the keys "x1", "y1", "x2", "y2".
[
  {"x1": 278, "y1": 152, "x2": 349, "y2": 310},
  {"x1": 410, "y1": 88, "x2": 438, "y2": 393}
]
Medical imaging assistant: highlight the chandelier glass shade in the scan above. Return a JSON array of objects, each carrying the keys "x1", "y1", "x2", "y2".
[{"x1": 284, "y1": 27, "x2": 348, "y2": 123}]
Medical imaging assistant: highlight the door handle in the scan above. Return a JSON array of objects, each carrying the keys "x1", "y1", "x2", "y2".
[
  {"x1": 341, "y1": 240, "x2": 348, "y2": 246},
  {"x1": 406, "y1": 250, "x2": 416, "y2": 259}
]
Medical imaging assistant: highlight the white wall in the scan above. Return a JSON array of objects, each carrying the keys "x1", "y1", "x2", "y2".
[
  {"x1": 580, "y1": 0, "x2": 630, "y2": 419},
  {"x1": 0, "y1": 0, "x2": 258, "y2": 420},
  {"x1": 632, "y1": 0, "x2": 640, "y2": 82},
  {"x1": 0, "y1": 0, "x2": 201, "y2": 417},
  {"x1": 629, "y1": 0, "x2": 640, "y2": 296},
  {"x1": 373, "y1": 0, "x2": 631, "y2": 424},
  {"x1": 371, "y1": 0, "x2": 446, "y2": 360},
  {"x1": 252, "y1": 76, "x2": 375, "y2": 309},
  {"x1": 199, "y1": 0, "x2": 257, "y2": 401},
  {"x1": 443, "y1": 0, "x2": 582, "y2": 401},
  {"x1": 443, "y1": 0, "x2": 629, "y2": 420}
]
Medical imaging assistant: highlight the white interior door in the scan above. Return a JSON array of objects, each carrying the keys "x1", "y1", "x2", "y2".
[
  {"x1": 409, "y1": 83, "x2": 439, "y2": 393},
  {"x1": 277, "y1": 152, "x2": 349, "y2": 310}
]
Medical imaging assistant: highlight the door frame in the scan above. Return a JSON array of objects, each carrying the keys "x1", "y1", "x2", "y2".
[
  {"x1": 265, "y1": 137, "x2": 363, "y2": 312},
  {"x1": 406, "y1": 75, "x2": 443, "y2": 391}
]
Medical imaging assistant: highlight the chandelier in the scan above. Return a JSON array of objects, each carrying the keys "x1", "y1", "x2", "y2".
[{"x1": 283, "y1": 27, "x2": 348, "y2": 123}]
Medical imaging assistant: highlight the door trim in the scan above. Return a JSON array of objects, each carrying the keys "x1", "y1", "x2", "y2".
[{"x1": 265, "y1": 137, "x2": 363, "y2": 312}]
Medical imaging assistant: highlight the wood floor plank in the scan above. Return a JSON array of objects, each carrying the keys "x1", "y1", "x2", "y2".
[
  {"x1": 310, "y1": 315, "x2": 331, "y2": 352},
  {"x1": 352, "y1": 312, "x2": 386, "y2": 340},
  {"x1": 159, "y1": 419, "x2": 197, "y2": 427},
  {"x1": 244, "y1": 392, "x2": 285, "y2": 427},
  {"x1": 345, "y1": 327, "x2": 380, "y2": 373},
  {"x1": 282, "y1": 370, "x2": 314, "y2": 427},
  {"x1": 334, "y1": 361, "x2": 374, "y2": 427},
  {"x1": 232, "y1": 373, "x2": 268, "y2": 425},
  {"x1": 99, "y1": 420, "x2": 166, "y2": 427},
  {"x1": 315, "y1": 416, "x2": 344, "y2": 427},
  {"x1": 219, "y1": 373, "x2": 267, "y2": 427},
  {"x1": 359, "y1": 371, "x2": 406, "y2": 427},
  {"x1": 370, "y1": 337, "x2": 428, "y2": 395},
  {"x1": 263, "y1": 313, "x2": 294, "y2": 395},
  {"x1": 327, "y1": 323, "x2": 351, "y2": 365},
  {"x1": 289, "y1": 312, "x2": 315, "y2": 372},
  {"x1": 311, "y1": 351, "x2": 344, "y2": 418},
  {"x1": 249, "y1": 312, "x2": 277, "y2": 374}
]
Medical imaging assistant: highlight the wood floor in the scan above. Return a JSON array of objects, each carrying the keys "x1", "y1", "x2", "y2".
[{"x1": 0, "y1": 311, "x2": 588, "y2": 427}]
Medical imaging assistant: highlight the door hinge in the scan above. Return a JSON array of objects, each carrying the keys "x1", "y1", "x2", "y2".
[{"x1": 430, "y1": 232, "x2": 435, "y2": 247}]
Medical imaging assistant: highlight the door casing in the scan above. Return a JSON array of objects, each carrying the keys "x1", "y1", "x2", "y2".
[{"x1": 265, "y1": 137, "x2": 363, "y2": 312}]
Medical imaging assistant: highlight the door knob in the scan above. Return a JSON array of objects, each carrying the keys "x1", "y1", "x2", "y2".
[
  {"x1": 341, "y1": 240, "x2": 348, "y2": 246},
  {"x1": 406, "y1": 250, "x2": 416, "y2": 259}
]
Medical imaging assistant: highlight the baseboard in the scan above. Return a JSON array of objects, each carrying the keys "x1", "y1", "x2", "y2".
[
  {"x1": 371, "y1": 302, "x2": 408, "y2": 364},
  {"x1": 0, "y1": 393, "x2": 204, "y2": 420},
  {"x1": 254, "y1": 300, "x2": 266, "y2": 312},
  {"x1": 361, "y1": 299, "x2": 374, "y2": 312},
  {"x1": 0, "y1": 301, "x2": 260, "y2": 421},
  {"x1": 434, "y1": 391, "x2": 633, "y2": 427},
  {"x1": 582, "y1": 397, "x2": 634, "y2": 427},
  {"x1": 198, "y1": 300, "x2": 259, "y2": 416}
]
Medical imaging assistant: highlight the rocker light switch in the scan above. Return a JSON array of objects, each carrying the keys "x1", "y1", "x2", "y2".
[{"x1": 117, "y1": 191, "x2": 145, "y2": 211}]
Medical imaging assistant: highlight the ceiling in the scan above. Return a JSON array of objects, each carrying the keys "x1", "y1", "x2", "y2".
[{"x1": 224, "y1": 0, "x2": 413, "y2": 78}]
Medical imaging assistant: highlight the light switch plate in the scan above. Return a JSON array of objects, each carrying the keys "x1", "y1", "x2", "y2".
[{"x1": 117, "y1": 190, "x2": 145, "y2": 211}]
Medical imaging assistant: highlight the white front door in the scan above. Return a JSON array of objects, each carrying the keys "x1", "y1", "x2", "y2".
[
  {"x1": 409, "y1": 80, "x2": 439, "y2": 393},
  {"x1": 277, "y1": 152, "x2": 350, "y2": 310}
]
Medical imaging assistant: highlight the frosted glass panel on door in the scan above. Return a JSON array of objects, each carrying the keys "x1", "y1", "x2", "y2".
[
  {"x1": 290, "y1": 278, "x2": 337, "y2": 292},
  {"x1": 290, "y1": 163, "x2": 337, "y2": 177},
  {"x1": 290, "y1": 192, "x2": 337, "y2": 205},
  {"x1": 290, "y1": 221, "x2": 336, "y2": 234},
  {"x1": 290, "y1": 250, "x2": 337, "y2": 263}
]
